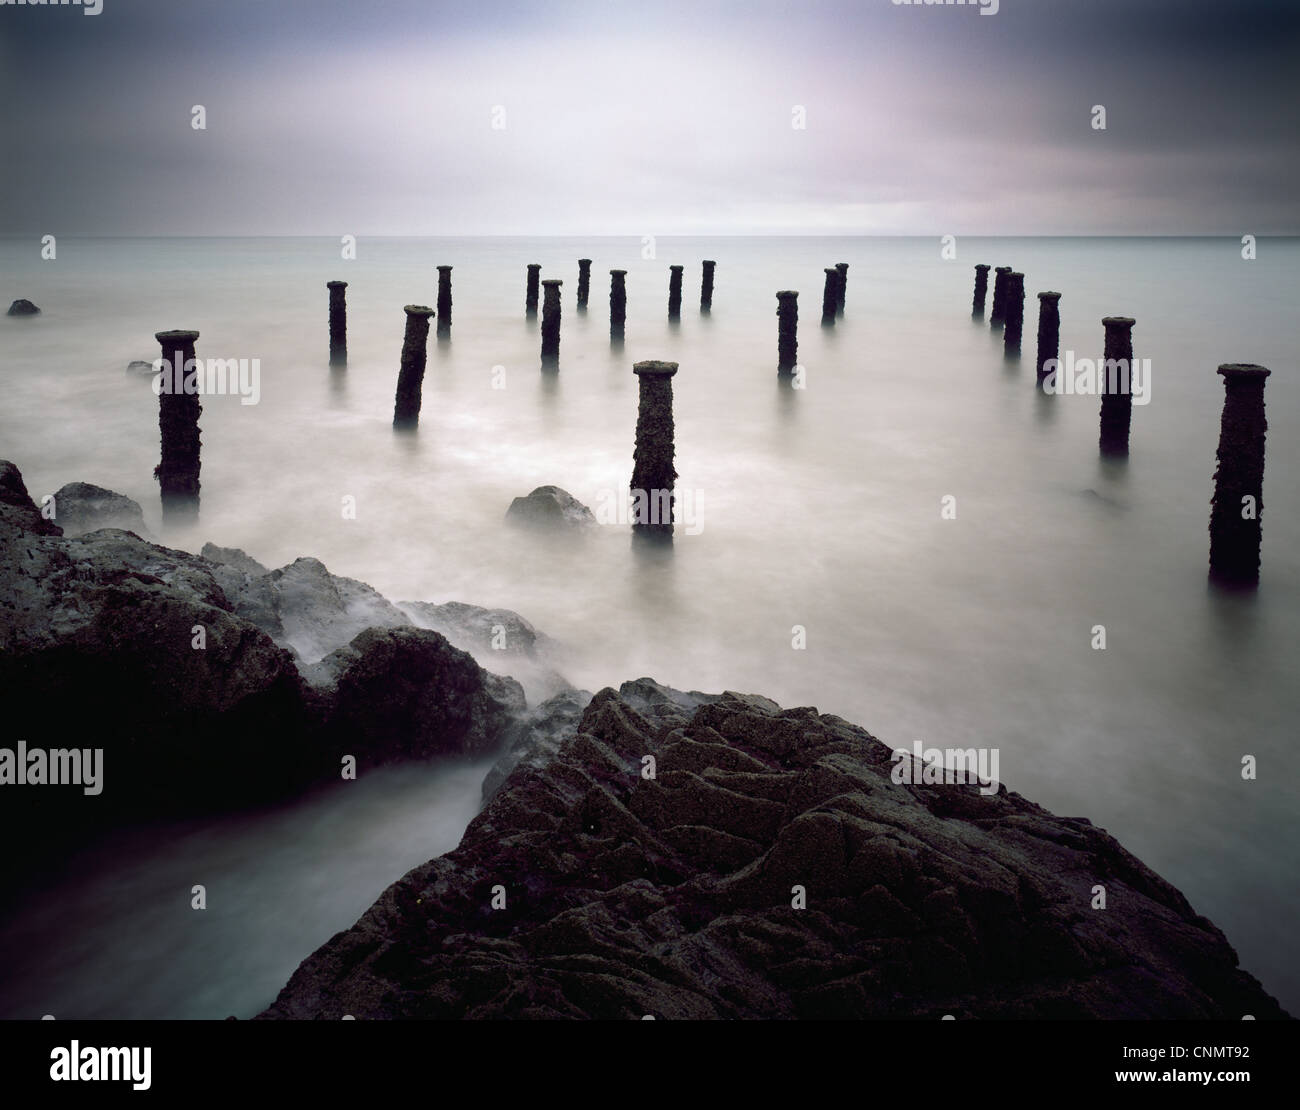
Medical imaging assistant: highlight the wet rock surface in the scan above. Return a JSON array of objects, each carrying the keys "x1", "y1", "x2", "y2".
[{"x1": 260, "y1": 680, "x2": 1287, "y2": 1020}]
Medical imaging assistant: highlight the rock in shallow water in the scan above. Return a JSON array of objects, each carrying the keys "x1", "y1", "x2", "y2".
[
  {"x1": 259, "y1": 682, "x2": 1289, "y2": 1020},
  {"x1": 7, "y1": 299, "x2": 40, "y2": 316},
  {"x1": 505, "y1": 485, "x2": 596, "y2": 531}
]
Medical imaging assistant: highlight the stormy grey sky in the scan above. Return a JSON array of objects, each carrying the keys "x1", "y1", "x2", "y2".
[{"x1": 1, "y1": 0, "x2": 1297, "y2": 235}]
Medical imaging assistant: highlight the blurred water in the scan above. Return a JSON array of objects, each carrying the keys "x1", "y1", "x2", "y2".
[{"x1": 0, "y1": 235, "x2": 1296, "y2": 1016}]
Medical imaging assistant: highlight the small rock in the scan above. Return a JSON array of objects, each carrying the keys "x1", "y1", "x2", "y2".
[
  {"x1": 505, "y1": 486, "x2": 596, "y2": 532},
  {"x1": 7, "y1": 299, "x2": 40, "y2": 317},
  {"x1": 127, "y1": 360, "x2": 156, "y2": 376},
  {"x1": 50, "y1": 482, "x2": 147, "y2": 538}
]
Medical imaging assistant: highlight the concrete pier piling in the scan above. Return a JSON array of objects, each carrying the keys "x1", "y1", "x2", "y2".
[
  {"x1": 631, "y1": 360, "x2": 679, "y2": 540},
  {"x1": 1003, "y1": 272, "x2": 1026, "y2": 354},
  {"x1": 835, "y1": 263, "x2": 849, "y2": 314},
  {"x1": 990, "y1": 267, "x2": 1012, "y2": 326},
  {"x1": 777, "y1": 291, "x2": 799, "y2": 376},
  {"x1": 972, "y1": 264, "x2": 990, "y2": 317},
  {"x1": 610, "y1": 269, "x2": 627, "y2": 338},
  {"x1": 154, "y1": 329, "x2": 202, "y2": 523},
  {"x1": 668, "y1": 265, "x2": 683, "y2": 318},
  {"x1": 541, "y1": 279, "x2": 563, "y2": 363},
  {"x1": 1035, "y1": 292, "x2": 1061, "y2": 386},
  {"x1": 327, "y1": 281, "x2": 347, "y2": 367},
  {"x1": 1098, "y1": 316, "x2": 1137, "y2": 457},
  {"x1": 436, "y1": 266, "x2": 452, "y2": 336},
  {"x1": 392, "y1": 305, "x2": 435, "y2": 430},
  {"x1": 1209, "y1": 364, "x2": 1270, "y2": 587},
  {"x1": 821, "y1": 268, "x2": 838, "y2": 325},
  {"x1": 577, "y1": 259, "x2": 591, "y2": 309},
  {"x1": 701, "y1": 260, "x2": 716, "y2": 311},
  {"x1": 525, "y1": 264, "x2": 541, "y2": 316}
]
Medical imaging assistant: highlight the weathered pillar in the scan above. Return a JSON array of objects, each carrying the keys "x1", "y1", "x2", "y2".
[
  {"x1": 668, "y1": 265, "x2": 683, "y2": 318},
  {"x1": 154, "y1": 329, "x2": 202, "y2": 523},
  {"x1": 701, "y1": 260, "x2": 716, "y2": 311},
  {"x1": 1035, "y1": 292, "x2": 1061, "y2": 385},
  {"x1": 436, "y1": 266, "x2": 452, "y2": 336},
  {"x1": 1209, "y1": 365, "x2": 1270, "y2": 587},
  {"x1": 821, "y1": 268, "x2": 838, "y2": 324},
  {"x1": 631, "y1": 361, "x2": 678, "y2": 540},
  {"x1": 990, "y1": 266, "x2": 1012, "y2": 326},
  {"x1": 577, "y1": 259, "x2": 592, "y2": 309},
  {"x1": 393, "y1": 305, "x2": 435, "y2": 430},
  {"x1": 525, "y1": 264, "x2": 541, "y2": 316},
  {"x1": 610, "y1": 269, "x2": 627, "y2": 337},
  {"x1": 776, "y1": 291, "x2": 798, "y2": 375},
  {"x1": 541, "y1": 279, "x2": 563, "y2": 363},
  {"x1": 327, "y1": 281, "x2": 347, "y2": 366},
  {"x1": 1098, "y1": 316, "x2": 1137, "y2": 457},
  {"x1": 1003, "y1": 272, "x2": 1026, "y2": 354},
  {"x1": 972, "y1": 264, "x2": 990, "y2": 317},
  {"x1": 835, "y1": 263, "x2": 849, "y2": 314}
]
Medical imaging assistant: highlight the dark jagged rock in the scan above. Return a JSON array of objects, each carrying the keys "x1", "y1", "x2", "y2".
[
  {"x1": 304, "y1": 627, "x2": 525, "y2": 763},
  {"x1": 7, "y1": 299, "x2": 40, "y2": 316},
  {"x1": 776, "y1": 290, "x2": 798, "y2": 375},
  {"x1": 49, "y1": 482, "x2": 147, "y2": 538},
  {"x1": 972, "y1": 264, "x2": 990, "y2": 317},
  {"x1": 154, "y1": 329, "x2": 202, "y2": 523},
  {"x1": 0, "y1": 461, "x2": 533, "y2": 867},
  {"x1": 631, "y1": 362, "x2": 677, "y2": 539},
  {"x1": 0, "y1": 460, "x2": 61, "y2": 536},
  {"x1": 505, "y1": 486, "x2": 596, "y2": 532},
  {"x1": 1209, "y1": 364, "x2": 1270, "y2": 587},
  {"x1": 327, "y1": 281, "x2": 348, "y2": 367},
  {"x1": 482, "y1": 687, "x2": 593, "y2": 803},
  {"x1": 259, "y1": 684, "x2": 1288, "y2": 1020},
  {"x1": 1036, "y1": 292, "x2": 1061, "y2": 386},
  {"x1": 393, "y1": 305, "x2": 435, "y2": 430},
  {"x1": 1098, "y1": 316, "x2": 1136, "y2": 457}
]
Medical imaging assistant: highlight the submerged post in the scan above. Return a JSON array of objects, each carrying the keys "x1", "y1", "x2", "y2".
[
  {"x1": 1098, "y1": 316, "x2": 1137, "y2": 457},
  {"x1": 1209, "y1": 364, "x2": 1270, "y2": 587},
  {"x1": 972, "y1": 264, "x2": 990, "y2": 317},
  {"x1": 668, "y1": 265, "x2": 683, "y2": 318},
  {"x1": 154, "y1": 329, "x2": 202, "y2": 523},
  {"x1": 990, "y1": 267, "x2": 1012, "y2": 326},
  {"x1": 610, "y1": 269, "x2": 627, "y2": 338},
  {"x1": 821, "y1": 268, "x2": 838, "y2": 325},
  {"x1": 1003, "y1": 272, "x2": 1026, "y2": 354},
  {"x1": 525, "y1": 264, "x2": 541, "y2": 316},
  {"x1": 1035, "y1": 292, "x2": 1061, "y2": 386},
  {"x1": 541, "y1": 279, "x2": 563, "y2": 363},
  {"x1": 777, "y1": 290, "x2": 798, "y2": 376},
  {"x1": 436, "y1": 266, "x2": 452, "y2": 336},
  {"x1": 327, "y1": 281, "x2": 347, "y2": 367},
  {"x1": 577, "y1": 259, "x2": 592, "y2": 309},
  {"x1": 393, "y1": 305, "x2": 435, "y2": 430},
  {"x1": 631, "y1": 360, "x2": 678, "y2": 540},
  {"x1": 701, "y1": 260, "x2": 716, "y2": 311},
  {"x1": 835, "y1": 263, "x2": 849, "y2": 314}
]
